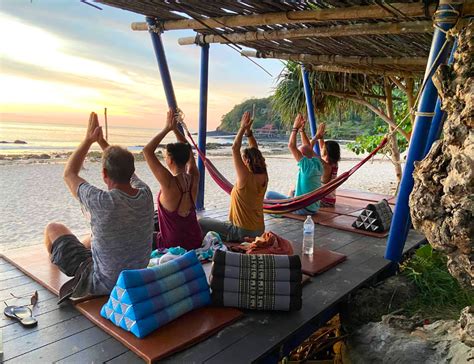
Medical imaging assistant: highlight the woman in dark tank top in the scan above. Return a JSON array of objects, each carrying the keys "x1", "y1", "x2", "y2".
[{"x1": 142, "y1": 109, "x2": 202, "y2": 250}]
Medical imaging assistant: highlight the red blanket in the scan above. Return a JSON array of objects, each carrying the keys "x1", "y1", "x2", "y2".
[{"x1": 231, "y1": 231, "x2": 294, "y2": 255}]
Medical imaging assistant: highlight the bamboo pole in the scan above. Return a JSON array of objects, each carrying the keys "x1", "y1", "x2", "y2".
[
  {"x1": 318, "y1": 90, "x2": 403, "y2": 101},
  {"x1": 178, "y1": 21, "x2": 432, "y2": 45},
  {"x1": 405, "y1": 78, "x2": 416, "y2": 126},
  {"x1": 389, "y1": 76, "x2": 407, "y2": 93},
  {"x1": 384, "y1": 77, "x2": 403, "y2": 184},
  {"x1": 390, "y1": 76, "x2": 416, "y2": 127},
  {"x1": 104, "y1": 107, "x2": 108, "y2": 141},
  {"x1": 242, "y1": 50, "x2": 427, "y2": 67},
  {"x1": 385, "y1": 0, "x2": 464, "y2": 264},
  {"x1": 131, "y1": 3, "x2": 445, "y2": 31},
  {"x1": 307, "y1": 64, "x2": 420, "y2": 77}
]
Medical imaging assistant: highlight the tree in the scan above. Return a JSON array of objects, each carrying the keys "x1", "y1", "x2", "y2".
[
  {"x1": 272, "y1": 61, "x2": 418, "y2": 184},
  {"x1": 218, "y1": 97, "x2": 282, "y2": 132}
]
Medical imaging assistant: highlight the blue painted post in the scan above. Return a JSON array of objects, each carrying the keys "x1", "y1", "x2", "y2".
[
  {"x1": 196, "y1": 44, "x2": 209, "y2": 210},
  {"x1": 423, "y1": 39, "x2": 458, "y2": 157},
  {"x1": 146, "y1": 17, "x2": 178, "y2": 111},
  {"x1": 385, "y1": 0, "x2": 462, "y2": 262},
  {"x1": 301, "y1": 65, "x2": 320, "y2": 155}
]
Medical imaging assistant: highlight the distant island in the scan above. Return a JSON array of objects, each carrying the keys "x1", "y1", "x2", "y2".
[
  {"x1": 216, "y1": 96, "x2": 379, "y2": 141},
  {"x1": 0, "y1": 140, "x2": 27, "y2": 144},
  {"x1": 217, "y1": 97, "x2": 283, "y2": 134}
]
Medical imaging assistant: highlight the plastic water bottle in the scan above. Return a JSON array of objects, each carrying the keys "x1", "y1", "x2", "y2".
[{"x1": 303, "y1": 215, "x2": 315, "y2": 255}]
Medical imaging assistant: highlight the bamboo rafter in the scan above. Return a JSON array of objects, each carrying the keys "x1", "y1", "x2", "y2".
[
  {"x1": 241, "y1": 50, "x2": 427, "y2": 68},
  {"x1": 99, "y1": 0, "x2": 472, "y2": 62},
  {"x1": 130, "y1": 3, "x2": 440, "y2": 31},
  {"x1": 306, "y1": 64, "x2": 421, "y2": 77},
  {"x1": 318, "y1": 90, "x2": 402, "y2": 101},
  {"x1": 177, "y1": 21, "x2": 433, "y2": 45}
]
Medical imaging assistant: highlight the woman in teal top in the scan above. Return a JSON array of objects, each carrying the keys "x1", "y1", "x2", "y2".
[{"x1": 266, "y1": 114, "x2": 323, "y2": 215}]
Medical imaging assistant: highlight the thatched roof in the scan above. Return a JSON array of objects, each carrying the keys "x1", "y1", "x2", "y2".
[{"x1": 97, "y1": 0, "x2": 472, "y2": 76}]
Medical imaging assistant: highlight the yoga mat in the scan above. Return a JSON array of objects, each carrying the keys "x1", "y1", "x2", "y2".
[
  {"x1": 281, "y1": 209, "x2": 389, "y2": 238},
  {"x1": 282, "y1": 211, "x2": 338, "y2": 223},
  {"x1": 328, "y1": 196, "x2": 373, "y2": 210},
  {"x1": 319, "y1": 202, "x2": 362, "y2": 215},
  {"x1": 77, "y1": 299, "x2": 242, "y2": 363},
  {"x1": 1, "y1": 246, "x2": 243, "y2": 363},
  {"x1": 319, "y1": 215, "x2": 390, "y2": 238},
  {"x1": 300, "y1": 248, "x2": 347, "y2": 277},
  {"x1": 336, "y1": 189, "x2": 395, "y2": 204},
  {"x1": 387, "y1": 196, "x2": 397, "y2": 205},
  {"x1": 0, "y1": 246, "x2": 68, "y2": 296}
]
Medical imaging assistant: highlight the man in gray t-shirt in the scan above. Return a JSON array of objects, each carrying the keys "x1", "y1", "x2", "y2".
[{"x1": 43, "y1": 112, "x2": 154, "y2": 302}]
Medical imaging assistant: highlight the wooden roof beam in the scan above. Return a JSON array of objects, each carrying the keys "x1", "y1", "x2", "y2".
[
  {"x1": 177, "y1": 21, "x2": 433, "y2": 45},
  {"x1": 131, "y1": 2, "x2": 443, "y2": 31},
  {"x1": 306, "y1": 64, "x2": 421, "y2": 77},
  {"x1": 317, "y1": 90, "x2": 403, "y2": 101},
  {"x1": 242, "y1": 50, "x2": 427, "y2": 67}
]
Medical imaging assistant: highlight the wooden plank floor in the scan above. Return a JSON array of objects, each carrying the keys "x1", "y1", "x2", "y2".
[{"x1": 0, "y1": 208, "x2": 424, "y2": 363}]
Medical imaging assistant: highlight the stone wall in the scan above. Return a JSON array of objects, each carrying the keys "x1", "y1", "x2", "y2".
[{"x1": 409, "y1": 24, "x2": 473, "y2": 288}]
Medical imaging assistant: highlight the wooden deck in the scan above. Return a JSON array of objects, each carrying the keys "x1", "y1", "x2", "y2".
[{"x1": 0, "y1": 207, "x2": 424, "y2": 363}]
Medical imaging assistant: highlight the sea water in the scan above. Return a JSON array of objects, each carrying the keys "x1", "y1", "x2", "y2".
[{"x1": 0, "y1": 121, "x2": 232, "y2": 155}]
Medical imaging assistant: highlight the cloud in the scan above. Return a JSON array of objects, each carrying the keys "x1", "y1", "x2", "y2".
[{"x1": 0, "y1": 2, "x2": 283, "y2": 130}]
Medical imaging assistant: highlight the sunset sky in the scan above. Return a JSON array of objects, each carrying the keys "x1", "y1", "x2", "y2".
[{"x1": 0, "y1": 1, "x2": 283, "y2": 130}]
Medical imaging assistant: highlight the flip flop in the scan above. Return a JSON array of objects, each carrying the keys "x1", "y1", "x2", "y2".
[{"x1": 4, "y1": 305, "x2": 38, "y2": 327}]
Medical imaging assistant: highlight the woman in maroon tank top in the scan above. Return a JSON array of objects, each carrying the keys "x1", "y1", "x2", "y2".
[
  {"x1": 312, "y1": 123, "x2": 341, "y2": 207},
  {"x1": 142, "y1": 109, "x2": 202, "y2": 250}
]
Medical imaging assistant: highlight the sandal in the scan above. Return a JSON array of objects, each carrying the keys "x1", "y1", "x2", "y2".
[{"x1": 4, "y1": 305, "x2": 38, "y2": 327}]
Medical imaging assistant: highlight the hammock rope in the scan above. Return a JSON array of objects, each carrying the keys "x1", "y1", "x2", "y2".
[{"x1": 177, "y1": 116, "x2": 388, "y2": 214}]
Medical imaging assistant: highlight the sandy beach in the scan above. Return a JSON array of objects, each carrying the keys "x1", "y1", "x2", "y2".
[{"x1": 0, "y1": 147, "x2": 401, "y2": 253}]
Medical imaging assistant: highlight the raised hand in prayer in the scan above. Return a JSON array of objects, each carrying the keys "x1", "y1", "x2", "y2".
[
  {"x1": 85, "y1": 112, "x2": 102, "y2": 144},
  {"x1": 240, "y1": 111, "x2": 253, "y2": 131},
  {"x1": 292, "y1": 113, "x2": 304, "y2": 130},
  {"x1": 315, "y1": 122, "x2": 326, "y2": 139},
  {"x1": 301, "y1": 116, "x2": 307, "y2": 129},
  {"x1": 165, "y1": 109, "x2": 178, "y2": 131}
]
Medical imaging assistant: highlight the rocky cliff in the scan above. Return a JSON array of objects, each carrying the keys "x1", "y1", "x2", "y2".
[{"x1": 409, "y1": 25, "x2": 473, "y2": 288}]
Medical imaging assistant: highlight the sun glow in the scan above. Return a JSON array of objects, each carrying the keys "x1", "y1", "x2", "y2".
[
  {"x1": 0, "y1": 10, "x2": 275, "y2": 129},
  {"x1": 0, "y1": 15, "x2": 133, "y2": 85},
  {"x1": 0, "y1": 14, "x2": 157, "y2": 125}
]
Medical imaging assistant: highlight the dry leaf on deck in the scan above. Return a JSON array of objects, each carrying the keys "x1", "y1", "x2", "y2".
[{"x1": 31, "y1": 290, "x2": 38, "y2": 307}]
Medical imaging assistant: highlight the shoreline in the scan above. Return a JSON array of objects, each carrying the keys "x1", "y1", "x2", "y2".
[
  {"x1": 0, "y1": 140, "x2": 397, "y2": 165},
  {"x1": 0, "y1": 152, "x2": 400, "y2": 252}
]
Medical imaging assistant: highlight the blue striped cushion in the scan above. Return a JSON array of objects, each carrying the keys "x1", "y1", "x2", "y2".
[
  {"x1": 110, "y1": 263, "x2": 206, "y2": 304},
  {"x1": 116, "y1": 250, "x2": 198, "y2": 288},
  {"x1": 111, "y1": 275, "x2": 209, "y2": 321},
  {"x1": 100, "y1": 251, "x2": 211, "y2": 338},
  {"x1": 102, "y1": 289, "x2": 211, "y2": 338}
]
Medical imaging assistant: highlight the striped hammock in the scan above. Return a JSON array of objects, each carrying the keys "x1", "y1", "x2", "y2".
[{"x1": 181, "y1": 124, "x2": 387, "y2": 214}]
